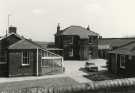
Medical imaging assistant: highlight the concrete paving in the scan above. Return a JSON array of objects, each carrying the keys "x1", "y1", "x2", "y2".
[{"x1": 63, "y1": 60, "x2": 92, "y2": 83}]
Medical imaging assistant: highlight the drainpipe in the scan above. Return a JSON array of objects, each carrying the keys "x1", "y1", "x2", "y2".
[
  {"x1": 36, "y1": 48, "x2": 39, "y2": 76},
  {"x1": 116, "y1": 53, "x2": 118, "y2": 73},
  {"x1": 61, "y1": 57, "x2": 64, "y2": 72}
]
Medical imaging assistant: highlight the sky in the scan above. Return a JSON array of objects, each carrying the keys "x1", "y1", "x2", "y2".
[{"x1": 0, "y1": 0, "x2": 135, "y2": 41}]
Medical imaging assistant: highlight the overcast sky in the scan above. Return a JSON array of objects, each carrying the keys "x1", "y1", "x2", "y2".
[{"x1": 0, "y1": 0, "x2": 135, "y2": 41}]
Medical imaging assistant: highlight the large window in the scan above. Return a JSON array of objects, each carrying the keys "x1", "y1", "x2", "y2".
[
  {"x1": 63, "y1": 36, "x2": 73, "y2": 44},
  {"x1": 120, "y1": 55, "x2": 126, "y2": 69},
  {"x1": 22, "y1": 51, "x2": 33, "y2": 66}
]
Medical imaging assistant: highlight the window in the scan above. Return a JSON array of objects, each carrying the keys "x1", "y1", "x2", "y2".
[
  {"x1": 64, "y1": 36, "x2": 73, "y2": 44},
  {"x1": 0, "y1": 51, "x2": 7, "y2": 64},
  {"x1": 22, "y1": 51, "x2": 33, "y2": 66},
  {"x1": 89, "y1": 37, "x2": 93, "y2": 43},
  {"x1": 89, "y1": 36, "x2": 97, "y2": 43},
  {"x1": 120, "y1": 55, "x2": 125, "y2": 69},
  {"x1": 69, "y1": 48, "x2": 73, "y2": 57}
]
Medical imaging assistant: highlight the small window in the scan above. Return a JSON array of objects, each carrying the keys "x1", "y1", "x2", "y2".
[
  {"x1": 22, "y1": 51, "x2": 33, "y2": 66},
  {"x1": 89, "y1": 36, "x2": 97, "y2": 43},
  {"x1": 120, "y1": 55, "x2": 125, "y2": 69},
  {"x1": 89, "y1": 37, "x2": 93, "y2": 43},
  {"x1": 69, "y1": 48, "x2": 73, "y2": 57},
  {"x1": 0, "y1": 51, "x2": 7, "y2": 64}
]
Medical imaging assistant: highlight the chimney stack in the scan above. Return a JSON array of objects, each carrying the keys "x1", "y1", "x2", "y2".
[
  {"x1": 87, "y1": 25, "x2": 90, "y2": 31},
  {"x1": 8, "y1": 26, "x2": 17, "y2": 34},
  {"x1": 57, "y1": 23, "x2": 60, "y2": 33}
]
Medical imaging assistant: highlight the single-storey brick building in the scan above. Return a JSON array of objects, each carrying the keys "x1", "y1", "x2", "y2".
[
  {"x1": 98, "y1": 38, "x2": 135, "y2": 59},
  {"x1": 0, "y1": 26, "x2": 64, "y2": 77},
  {"x1": 108, "y1": 41, "x2": 135, "y2": 76}
]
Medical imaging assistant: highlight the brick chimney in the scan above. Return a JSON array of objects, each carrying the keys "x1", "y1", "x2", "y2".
[
  {"x1": 57, "y1": 23, "x2": 60, "y2": 33},
  {"x1": 87, "y1": 25, "x2": 90, "y2": 31},
  {"x1": 8, "y1": 26, "x2": 17, "y2": 34}
]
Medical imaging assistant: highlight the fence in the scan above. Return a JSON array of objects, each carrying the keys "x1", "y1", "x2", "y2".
[
  {"x1": 2, "y1": 78, "x2": 135, "y2": 93},
  {"x1": 40, "y1": 49, "x2": 64, "y2": 75}
]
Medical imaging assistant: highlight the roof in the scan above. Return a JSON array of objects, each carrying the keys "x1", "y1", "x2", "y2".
[
  {"x1": 35, "y1": 41, "x2": 55, "y2": 49},
  {"x1": 98, "y1": 38, "x2": 135, "y2": 48},
  {"x1": 0, "y1": 33, "x2": 24, "y2": 41},
  {"x1": 47, "y1": 48, "x2": 63, "y2": 51},
  {"x1": 8, "y1": 39, "x2": 43, "y2": 49},
  {"x1": 109, "y1": 50, "x2": 135, "y2": 56},
  {"x1": 58, "y1": 26, "x2": 99, "y2": 39},
  {"x1": 109, "y1": 41, "x2": 135, "y2": 55}
]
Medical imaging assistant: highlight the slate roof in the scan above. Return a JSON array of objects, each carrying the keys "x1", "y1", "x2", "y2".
[
  {"x1": 0, "y1": 33, "x2": 24, "y2": 40},
  {"x1": 8, "y1": 39, "x2": 43, "y2": 49},
  {"x1": 109, "y1": 41, "x2": 135, "y2": 55},
  {"x1": 35, "y1": 41, "x2": 63, "y2": 51},
  {"x1": 98, "y1": 38, "x2": 135, "y2": 48},
  {"x1": 59, "y1": 26, "x2": 99, "y2": 39},
  {"x1": 35, "y1": 41, "x2": 54, "y2": 48}
]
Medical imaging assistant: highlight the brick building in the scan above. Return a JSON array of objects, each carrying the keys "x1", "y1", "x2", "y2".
[
  {"x1": 0, "y1": 26, "x2": 64, "y2": 77},
  {"x1": 108, "y1": 41, "x2": 135, "y2": 76},
  {"x1": 55, "y1": 24, "x2": 99, "y2": 60}
]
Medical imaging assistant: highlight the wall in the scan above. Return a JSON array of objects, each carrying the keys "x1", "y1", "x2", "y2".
[
  {"x1": 2, "y1": 78, "x2": 135, "y2": 93},
  {"x1": 0, "y1": 64, "x2": 8, "y2": 76},
  {"x1": 8, "y1": 49, "x2": 36, "y2": 77},
  {"x1": 63, "y1": 35, "x2": 80, "y2": 60},
  {"x1": 108, "y1": 53, "x2": 135, "y2": 77},
  {"x1": 0, "y1": 34, "x2": 21, "y2": 77}
]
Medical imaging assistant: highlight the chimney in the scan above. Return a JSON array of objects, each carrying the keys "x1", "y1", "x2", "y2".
[
  {"x1": 87, "y1": 25, "x2": 90, "y2": 31},
  {"x1": 57, "y1": 23, "x2": 60, "y2": 33},
  {"x1": 8, "y1": 26, "x2": 17, "y2": 34},
  {"x1": 99, "y1": 36, "x2": 102, "y2": 39}
]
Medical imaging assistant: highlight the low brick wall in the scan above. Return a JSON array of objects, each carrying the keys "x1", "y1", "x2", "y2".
[{"x1": 2, "y1": 78, "x2": 135, "y2": 93}]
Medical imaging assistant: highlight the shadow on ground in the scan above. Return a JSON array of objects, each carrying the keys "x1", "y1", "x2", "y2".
[{"x1": 79, "y1": 67, "x2": 126, "y2": 81}]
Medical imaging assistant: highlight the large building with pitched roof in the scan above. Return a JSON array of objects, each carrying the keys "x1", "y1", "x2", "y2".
[
  {"x1": 0, "y1": 26, "x2": 64, "y2": 77},
  {"x1": 55, "y1": 25, "x2": 99, "y2": 60}
]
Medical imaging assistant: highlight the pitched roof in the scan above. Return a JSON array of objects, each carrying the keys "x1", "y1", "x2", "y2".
[
  {"x1": 58, "y1": 26, "x2": 99, "y2": 39},
  {"x1": 109, "y1": 41, "x2": 135, "y2": 55},
  {"x1": 98, "y1": 38, "x2": 135, "y2": 48},
  {"x1": 8, "y1": 39, "x2": 42, "y2": 49},
  {"x1": 0, "y1": 33, "x2": 24, "y2": 41},
  {"x1": 109, "y1": 50, "x2": 135, "y2": 56},
  {"x1": 35, "y1": 41, "x2": 54, "y2": 48}
]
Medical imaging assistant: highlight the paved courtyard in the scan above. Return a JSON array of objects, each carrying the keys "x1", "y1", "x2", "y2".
[
  {"x1": 0, "y1": 59, "x2": 107, "y2": 84},
  {"x1": 64, "y1": 59, "x2": 107, "y2": 83}
]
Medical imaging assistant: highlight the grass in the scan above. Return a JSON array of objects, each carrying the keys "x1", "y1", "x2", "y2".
[
  {"x1": 84, "y1": 71, "x2": 125, "y2": 81},
  {"x1": 0, "y1": 77, "x2": 79, "y2": 91}
]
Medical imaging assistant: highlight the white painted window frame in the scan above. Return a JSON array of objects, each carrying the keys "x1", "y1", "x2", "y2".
[
  {"x1": 120, "y1": 55, "x2": 126, "y2": 69},
  {"x1": 69, "y1": 48, "x2": 74, "y2": 57},
  {"x1": 22, "y1": 51, "x2": 31, "y2": 66}
]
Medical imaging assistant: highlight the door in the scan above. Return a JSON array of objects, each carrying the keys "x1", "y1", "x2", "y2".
[
  {"x1": 79, "y1": 46, "x2": 88, "y2": 60},
  {"x1": 111, "y1": 54, "x2": 118, "y2": 73}
]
